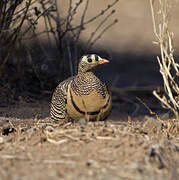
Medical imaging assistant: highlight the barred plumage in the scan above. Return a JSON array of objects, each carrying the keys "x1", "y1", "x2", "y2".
[
  {"x1": 50, "y1": 77, "x2": 73, "y2": 120},
  {"x1": 50, "y1": 54, "x2": 112, "y2": 122}
]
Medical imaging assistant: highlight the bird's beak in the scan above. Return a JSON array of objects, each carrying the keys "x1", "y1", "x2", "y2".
[{"x1": 99, "y1": 59, "x2": 110, "y2": 64}]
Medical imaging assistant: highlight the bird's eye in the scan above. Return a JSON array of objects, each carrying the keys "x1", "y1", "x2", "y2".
[{"x1": 87, "y1": 58, "x2": 92, "y2": 63}]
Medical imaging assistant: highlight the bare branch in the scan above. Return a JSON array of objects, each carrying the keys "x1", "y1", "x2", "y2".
[{"x1": 150, "y1": 0, "x2": 179, "y2": 118}]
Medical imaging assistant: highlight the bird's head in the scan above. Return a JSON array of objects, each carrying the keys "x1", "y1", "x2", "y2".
[{"x1": 78, "y1": 54, "x2": 110, "y2": 74}]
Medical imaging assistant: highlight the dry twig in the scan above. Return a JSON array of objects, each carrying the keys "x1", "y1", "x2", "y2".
[{"x1": 150, "y1": 0, "x2": 179, "y2": 118}]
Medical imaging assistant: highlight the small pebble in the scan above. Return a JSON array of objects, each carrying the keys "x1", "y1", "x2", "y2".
[
  {"x1": 78, "y1": 118, "x2": 88, "y2": 125},
  {"x1": 88, "y1": 170, "x2": 94, "y2": 176},
  {"x1": 0, "y1": 137, "x2": 3, "y2": 144},
  {"x1": 94, "y1": 121, "x2": 104, "y2": 126},
  {"x1": 86, "y1": 159, "x2": 99, "y2": 168},
  {"x1": 143, "y1": 117, "x2": 162, "y2": 131},
  {"x1": 27, "y1": 128, "x2": 35, "y2": 135}
]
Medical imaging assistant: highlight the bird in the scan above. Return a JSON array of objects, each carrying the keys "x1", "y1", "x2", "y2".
[{"x1": 50, "y1": 54, "x2": 112, "y2": 122}]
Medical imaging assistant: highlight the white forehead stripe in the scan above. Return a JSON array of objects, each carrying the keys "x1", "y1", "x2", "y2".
[
  {"x1": 92, "y1": 54, "x2": 102, "y2": 60},
  {"x1": 81, "y1": 54, "x2": 102, "y2": 61},
  {"x1": 82, "y1": 56, "x2": 87, "y2": 61},
  {"x1": 91, "y1": 54, "x2": 95, "y2": 59},
  {"x1": 98, "y1": 56, "x2": 102, "y2": 60}
]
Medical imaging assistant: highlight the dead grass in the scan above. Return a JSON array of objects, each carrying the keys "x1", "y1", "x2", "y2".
[
  {"x1": 1, "y1": 1, "x2": 179, "y2": 179},
  {"x1": 0, "y1": 101, "x2": 179, "y2": 179},
  {"x1": 150, "y1": 0, "x2": 179, "y2": 119}
]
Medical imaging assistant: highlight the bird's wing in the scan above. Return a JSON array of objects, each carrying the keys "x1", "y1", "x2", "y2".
[{"x1": 50, "y1": 76, "x2": 74, "y2": 121}]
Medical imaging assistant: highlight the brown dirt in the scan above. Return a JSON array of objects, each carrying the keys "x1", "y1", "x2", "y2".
[
  {"x1": 0, "y1": 100, "x2": 179, "y2": 180},
  {"x1": 1, "y1": 1, "x2": 179, "y2": 179}
]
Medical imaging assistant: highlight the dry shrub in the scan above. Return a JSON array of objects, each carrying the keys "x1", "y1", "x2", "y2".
[
  {"x1": 0, "y1": 0, "x2": 119, "y2": 92},
  {"x1": 28, "y1": 0, "x2": 119, "y2": 75},
  {"x1": 150, "y1": 0, "x2": 179, "y2": 119}
]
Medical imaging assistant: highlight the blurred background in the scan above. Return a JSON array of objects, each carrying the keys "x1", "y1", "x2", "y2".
[{"x1": 0, "y1": 0, "x2": 179, "y2": 115}]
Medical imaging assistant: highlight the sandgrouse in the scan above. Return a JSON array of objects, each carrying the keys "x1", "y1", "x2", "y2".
[{"x1": 50, "y1": 54, "x2": 112, "y2": 122}]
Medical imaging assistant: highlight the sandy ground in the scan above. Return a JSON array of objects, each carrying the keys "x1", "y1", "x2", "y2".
[
  {"x1": 0, "y1": 99, "x2": 179, "y2": 180},
  {"x1": 1, "y1": 1, "x2": 179, "y2": 179}
]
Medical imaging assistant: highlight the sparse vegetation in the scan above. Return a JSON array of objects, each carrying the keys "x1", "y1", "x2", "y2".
[
  {"x1": 0, "y1": 1, "x2": 179, "y2": 180},
  {"x1": 0, "y1": 101, "x2": 179, "y2": 179},
  {"x1": 150, "y1": 0, "x2": 179, "y2": 119},
  {"x1": 0, "y1": 0, "x2": 118, "y2": 95}
]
